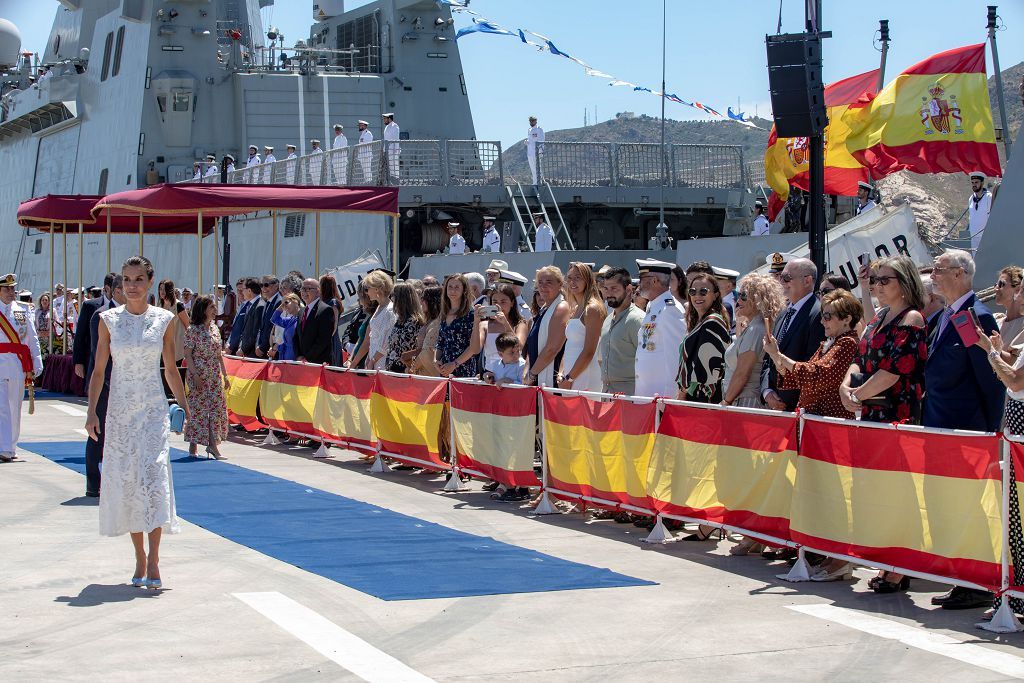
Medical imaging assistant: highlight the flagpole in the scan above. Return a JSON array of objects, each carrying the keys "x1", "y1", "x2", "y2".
[
  {"x1": 987, "y1": 5, "x2": 1012, "y2": 160},
  {"x1": 806, "y1": 0, "x2": 827, "y2": 282},
  {"x1": 655, "y1": 0, "x2": 668, "y2": 250},
  {"x1": 876, "y1": 20, "x2": 889, "y2": 93}
]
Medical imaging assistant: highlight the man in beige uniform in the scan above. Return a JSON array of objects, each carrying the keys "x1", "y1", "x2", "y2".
[{"x1": 598, "y1": 266, "x2": 644, "y2": 395}]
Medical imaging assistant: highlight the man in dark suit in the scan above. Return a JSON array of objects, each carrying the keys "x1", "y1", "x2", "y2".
[
  {"x1": 80, "y1": 275, "x2": 123, "y2": 497},
  {"x1": 255, "y1": 274, "x2": 281, "y2": 358},
  {"x1": 293, "y1": 278, "x2": 336, "y2": 365},
  {"x1": 239, "y1": 278, "x2": 267, "y2": 357},
  {"x1": 760, "y1": 257, "x2": 826, "y2": 411},
  {"x1": 227, "y1": 277, "x2": 259, "y2": 355},
  {"x1": 925, "y1": 249, "x2": 1005, "y2": 611},
  {"x1": 72, "y1": 272, "x2": 117, "y2": 381}
]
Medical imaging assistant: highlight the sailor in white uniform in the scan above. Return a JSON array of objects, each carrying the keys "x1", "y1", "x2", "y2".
[
  {"x1": 203, "y1": 154, "x2": 219, "y2": 180},
  {"x1": 527, "y1": 115, "x2": 545, "y2": 185},
  {"x1": 356, "y1": 120, "x2": 374, "y2": 182},
  {"x1": 245, "y1": 144, "x2": 261, "y2": 167},
  {"x1": 481, "y1": 215, "x2": 501, "y2": 253},
  {"x1": 224, "y1": 154, "x2": 236, "y2": 175},
  {"x1": 382, "y1": 112, "x2": 401, "y2": 182},
  {"x1": 633, "y1": 259, "x2": 687, "y2": 398},
  {"x1": 192, "y1": 162, "x2": 202, "y2": 181},
  {"x1": 532, "y1": 212, "x2": 553, "y2": 252},
  {"x1": 262, "y1": 146, "x2": 277, "y2": 183},
  {"x1": 331, "y1": 123, "x2": 349, "y2": 185},
  {"x1": 0, "y1": 274, "x2": 43, "y2": 462},
  {"x1": 308, "y1": 139, "x2": 324, "y2": 184},
  {"x1": 447, "y1": 222, "x2": 466, "y2": 255},
  {"x1": 752, "y1": 200, "x2": 770, "y2": 236},
  {"x1": 284, "y1": 144, "x2": 298, "y2": 184},
  {"x1": 855, "y1": 180, "x2": 877, "y2": 216},
  {"x1": 967, "y1": 171, "x2": 992, "y2": 255}
]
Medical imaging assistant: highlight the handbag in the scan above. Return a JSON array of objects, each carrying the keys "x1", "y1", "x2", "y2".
[
  {"x1": 169, "y1": 404, "x2": 186, "y2": 434},
  {"x1": 848, "y1": 372, "x2": 893, "y2": 409}
]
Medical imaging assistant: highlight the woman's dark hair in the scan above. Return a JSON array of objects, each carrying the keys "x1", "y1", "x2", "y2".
[
  {"x1": 391, "y1": 282, "x2": 424, "y2": 324},
  {"x1": 821, "y1": 273, "x2": 853, "y2": 292},
  {"x1": 319, "y1": 274, "x2": 342, "y2": 307},
  {"x1": 421, "y1": 285, "x2": 442, "y2": 321},
  {"x1": 158, "y1": 279, "x2": 176, "y2": 305},
  {"x1": 490, "y1": 283, "x2": 522, "y2": 328},
  {"x1": 122, "y1": 255, "x2": 154, "y2": 280},
  {"x1": 685, "y1": 274, "x2": 727, "y2": 330},
  {"x1": 189, "y1": 295, "x2": 214, "y2": 326},
  {"x1": 671, "y1": 264, "x2": 686, "y2": 300}
]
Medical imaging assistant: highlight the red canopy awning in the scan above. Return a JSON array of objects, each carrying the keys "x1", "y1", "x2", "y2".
[
  {"x1": 94, "y1": 184, "x2": 399, "y2": 220},
  {"x1": 17, "y1": 194, "x2": 217, "y2": 234}
]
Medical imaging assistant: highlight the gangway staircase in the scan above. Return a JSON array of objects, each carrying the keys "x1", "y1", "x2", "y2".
[{"x1": 505, "y1": 181, "x2": 575, "y2": 252}]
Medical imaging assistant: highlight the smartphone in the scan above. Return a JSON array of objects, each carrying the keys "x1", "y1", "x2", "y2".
[
  {"x1": 479, "y1": 304, "x2": 499, "y2": 319},
  {"x1": 858, "y1": 252, "x2": 872, "y2": 267},
  {"x1": 951, "y1": 309, "x2": 981, "y2": 347}
]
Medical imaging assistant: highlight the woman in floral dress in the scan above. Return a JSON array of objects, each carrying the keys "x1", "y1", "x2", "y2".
[{"x1": 183, "y1": 295, "x2": 230, "y2": 459}]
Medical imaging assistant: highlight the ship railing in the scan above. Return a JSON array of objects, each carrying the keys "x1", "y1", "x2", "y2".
[
  {"x1": 615, "y1": 143, "x2": 671, "y2": 187},
  {"x1": 745, "y1": 159, "x2": 767, "y2": 188},
  {"x1": 446, "y1": 140, "x2": 503, "y2": 187},
  {"x1": 672, "y1": 144, "x2": 746, "y2": 189},
  {"x1": 538, "y1": 142, "x2": 615, "y2": 187}
]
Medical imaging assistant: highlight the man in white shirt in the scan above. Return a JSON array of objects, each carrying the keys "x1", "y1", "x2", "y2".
[
  {"x1": 262, "y1": 146, "x2": 277, "y2": 183},
  {"x1": 752, "y1": 200, "x2": 770, "y2": 236},
  {"x1": 357, "y1": 120, "x2": 374, "y2": 182},
  {"x1": 855, "y1": 180, "x2": 877, "y2": 216},
  {"x1": 447, "y1": 222, "x2": 466, "y2": 255},
  {"x1": 203, "y1": 154, "x2": 219, "y2": 179},
  {"x1": 527, "y1": 116, "x2": 544, "y2": 185},
  {"x1": 382, "y1": 112, "x2": 400, "y2": 182},
  {"x1": 308, "y1": 139, "x2": 324, "y2": 184},
  {"x1": 532, "y1": 212, "x2": 553, "y2": 252},
  {"x1": 192, "y1": 162, "x2": 202, "y2": 181},
  {"x1": 967, "y1": 171, "x2": 991, "y2": 255},
  {"x1": 245, "y1": 145, "x2": 261, "y2": 167},
  {"x1": 634, "y1": 259, "x2": 686, "y2": 398},
  {"x1": 331, "y1": 123, "x2": 349, "y2": 185},
  {"x1": 224, "y1": 154, "x2": 236, "y2": 175},
  {"x1": 481, "y1": 216, "x2": 501, "y2": 253},
  {"x1": 284, "y1": 145, "x2": 298, "y2": 183}
]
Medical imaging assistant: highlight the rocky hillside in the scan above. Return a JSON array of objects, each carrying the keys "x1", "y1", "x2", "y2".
[{"x1": 502, "y1": 62, "x2": 1023, "y2": 243}]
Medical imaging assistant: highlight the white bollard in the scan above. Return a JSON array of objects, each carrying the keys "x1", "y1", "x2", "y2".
[
  {"x1": 442, "y1": 467, "x2": 468, "y2": 492},
  {"x1": 641, "y1": 515, "x2": 678, "y2": 544},
  {"x1": 313, "y1": 441, "x2": 331, "y2": 458},
  {"x1": 261, "y1": 431, "x2": 281, "y2": 446},
  {"x1": 978, "y1": 598, "x2": 1024, "y2": 633},
  {"x1": 531, "y1": 489, "x2": 558, "y2": 515},
  {"x1": 369, "y1": 454, "x2": 391, "y2": 473},
  {"x1": 777, "y1": 547, "x2": 813, "y2": 582}
]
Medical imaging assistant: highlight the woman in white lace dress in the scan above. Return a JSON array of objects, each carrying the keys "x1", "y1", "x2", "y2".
[
  {"x1": 558, "y1": 263, "x2": 605, "y2": 391},
  {"x1": 85, "y1": 256, "x2": 190, "y2": 590}
]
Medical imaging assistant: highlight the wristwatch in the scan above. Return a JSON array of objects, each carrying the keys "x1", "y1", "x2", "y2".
[{"x1": 989, "y1": 349, "x2": 1001, "y2": 360}]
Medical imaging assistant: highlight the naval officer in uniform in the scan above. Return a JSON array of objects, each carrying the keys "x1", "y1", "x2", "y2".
[
  {"x1": 532, "y1": 212, "x2": 553, "y2": 252},
  {"x1": 262, "y1": 146, "x2": 276, "y2": 183},
  {"x1": 752, "y1": 200, "x2": 770, "y2": 236},
  {"x1": 481, "y1": 216, "x2": 501, "y2": 253},
  {"x1": 245, "y1": 144, "x2": 261, "y2": 167},
  {"x1": 284, "y1": 144, "x2": 298, "y2": 183},
  {"x1": 633, "y1": 259, "x2": 686, "y2": 398},
  {"x1": 967, "y1": 171, "x2": 991, "y2": 255},
  {"x1": 526, "y1": 115, "x2": 545, "y2": 185},
  {"x1": 382, "y1": 112, "x2": 400, "y2": 182},
  {"x1": 308, "y1": 139, "x2": 324, "y2": 184},
  {"x1": 331, "y1": 123, "x2": 349, "y2": 185},
  {"x1": 855, "y1": 180, "x2": 877, "y2": 216},
  {"x1": 203, "y1": 154, "x2": 219, "y2": 179},
  {"x1": 0, "y1": 274, "x2": 43, "y2": 462},
  {"x1": 357, "y1": 119, "x2": 374, "y2": 182},
  {"x1": 447, "y1": 221, "x2": 466, "y2": 255}
]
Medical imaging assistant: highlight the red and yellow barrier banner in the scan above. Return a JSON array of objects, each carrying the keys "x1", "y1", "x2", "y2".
[
  {"x1": 315, "y1": 367, "x2": 376, "y2": 453},
  {"x1": 648, "y1": 403, "x2": 797, "y2": 539},
  {"x1": 259, "y1": 362, "x2": 321, "y2": 436},
  {"x1": 792, "y1": 418, "x2": 1002, "y2": 590},
  {"x1": 451, "y1": 381, "x2": 540, "y2": 487},
  {"x1": 1010, "y1": 440, "x2": 1024, "y2": 593},
  {"x1": 543, "y1": 391, "x2": 657, "y2": 510},
  {"x1": 370, "y1": 372, "x2": 448, "y2": 468},
  {"x1": 224, "y1": 356, "x2": 268, "y2": 430}
]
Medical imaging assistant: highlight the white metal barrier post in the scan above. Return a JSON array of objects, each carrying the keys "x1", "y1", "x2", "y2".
[
  {"x1": 980, "y1": 434, "x2": 1023, "y2": 633},
  {"x1": 442, "y1": 379, "x2": 468, "y2": 492},
  {"x1": 532, "y1": 388, "x2": 558, "y2": 515}
]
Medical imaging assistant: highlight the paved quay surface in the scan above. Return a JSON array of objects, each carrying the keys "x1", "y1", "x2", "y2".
[{"x1": 3, "y1": 393, "x2": 1024, "y2": 681}]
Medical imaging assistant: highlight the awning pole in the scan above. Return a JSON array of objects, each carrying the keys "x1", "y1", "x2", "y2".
[
  {"x1": 391, "y1": 214, "x2": 399, "y2": 275},
  {"x1": 138, "y1": 212, "x2": 144, "y2": 255},
  {"x1": 315, "y1": 211, "x2": 321, "y2": 275},
  {"x1": 48, "y1": 223, "x2": 54, "y2": 356},
  {"x1": 214, "y1": 214, "x2": 219, "y2": 293},
  {"x1": 78, "y1": 222, "x2": 83, "y2": 306},
  {"x1": 271, "y1": 210, "x2": 278, "y2": 274},
  {"x1": 106, "y1": 211, "x2": 111, "y2": 273},
  {"x1": 197, "y1": 210, "x2": 203, "y2": 294},
  {"x1": 62, "y1": 225, "x2": 68, "y2": 352}
]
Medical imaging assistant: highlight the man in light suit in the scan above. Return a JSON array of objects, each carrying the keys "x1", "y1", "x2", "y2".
[
  {"x1": 81, "y1": 275, "x2": 124, "y2": 497},
  {"x1": 293, "y1": 278, "x2": 336, "y2": 365},
  {"x1": 760, "y1": 257, "x2": 825, "y2": 411},
  {"x1": 924, "y1": 249, "x2": 1005, "y2": 611}
]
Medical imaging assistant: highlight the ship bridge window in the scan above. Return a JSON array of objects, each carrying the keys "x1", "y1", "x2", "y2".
[
  {"x1": 172, "y1": 91, "x2": 192, "y2": 112},
  {"x1": 112, "y1": 26, "x2": 126, "y2": 77},
  {"x1": 100, "y1": 31, "x2": 114, "y2": 81}
]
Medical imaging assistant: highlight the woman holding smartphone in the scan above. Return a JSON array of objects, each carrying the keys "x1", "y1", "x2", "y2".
[{"x1": 480, "y1": 283, "x2": 528, "y2": 369}]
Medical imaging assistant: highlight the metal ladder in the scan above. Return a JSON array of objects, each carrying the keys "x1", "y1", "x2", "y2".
[
  {"x1": 541, "y1": 180, "x2": 575, "y2": 251},
  {"x1": 506, "y1": 181, "x2": 536, "y2": 252},
  {"x1": 505, "y1": 181, "x2": 574, "y2": 252}
]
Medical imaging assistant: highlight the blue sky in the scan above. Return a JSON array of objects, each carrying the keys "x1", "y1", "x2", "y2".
[{"x1": 5, "y1": 0, "x2": 1022, "y2": 145}]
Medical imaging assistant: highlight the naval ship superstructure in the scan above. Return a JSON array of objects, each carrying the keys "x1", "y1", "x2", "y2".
[{"x1": 0, "y1": 0, "x2": 761, "y2": 295}]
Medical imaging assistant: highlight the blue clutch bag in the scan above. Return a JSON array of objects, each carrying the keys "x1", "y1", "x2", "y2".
[{"x1": 169, "y1": 404, "x2": 186, "y2": 433}]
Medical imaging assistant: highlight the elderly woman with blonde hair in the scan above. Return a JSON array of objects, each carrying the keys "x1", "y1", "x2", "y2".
[
  {"x1": 526, "y1": 266, "x2": 571, "y2": 387},
  {"x1": 722, "y1": 273, "x2": 785, "y2": 409}
]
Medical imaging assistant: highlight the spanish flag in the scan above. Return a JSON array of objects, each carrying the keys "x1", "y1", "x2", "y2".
[
  {"x1": 370, "y1": 372, "x2": 448, "y2": 468},
  {"x1": 259, "y1": 362, "x2": 321, "y2": 436},
  {"x1": 315, "y1": 367, "x2": 376, "y2": 454},
  {"x1": 764, "y1": 69, "x2": 880, "y2": 219},
  {"x1": 224, "y1": 357, "x2": 268, "y2": 430},
  {"x1": 451, "y1": 381, "x2": 540, "y2": 487},
  {"x1": 842, "y1": 44, "x2": 1001, "y2": 179}
]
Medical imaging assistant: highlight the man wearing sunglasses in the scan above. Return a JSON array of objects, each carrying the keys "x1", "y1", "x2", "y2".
[
  {"x1": 634, "y1": 259, "x2": 686, "y2": 398},
  {"x1": 760, "y1": 257, "x2": 825, "y2": 411}
]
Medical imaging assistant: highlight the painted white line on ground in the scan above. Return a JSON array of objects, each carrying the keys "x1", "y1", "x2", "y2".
[
  {"x1": 789, "y1": 604, "x2": 1024, "y2": 678},
  {"x1": 233, "y1": 591, "x2": 433, "y2": 683},
  {"x1": 53, "y1": 404, "x2": 87, "y2": 417}
]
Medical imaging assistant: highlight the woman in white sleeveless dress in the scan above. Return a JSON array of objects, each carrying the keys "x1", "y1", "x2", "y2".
[
  {"x1": 559, "y1": 263, "x2": 606, "y2": 392},
  {"x1": 85, "y1": 256, "x2": 190, "y2": 590},
  {"x1": 525, "y1": 266, "x2": 570, "y2": 387}
]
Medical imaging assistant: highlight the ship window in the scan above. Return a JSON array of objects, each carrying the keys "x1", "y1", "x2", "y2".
[
  {"x1": 100, "y1": 31, "x2": 113, "y2": 82},
  {"x1": 172, "y1": 91, "x2": 191, "y2": 112},
  {"x1": 284, "y1": 214, "x2": 306, "y2": 238},
  {"x1": 112, "y1": 26, "x2": 126, "y2": 77},
  {"x1": 34, "y1": 239, "x2": 42, "y2": 255},
  {"x1": 98, "y1": 169, "x2": 109, "y2": 195}
]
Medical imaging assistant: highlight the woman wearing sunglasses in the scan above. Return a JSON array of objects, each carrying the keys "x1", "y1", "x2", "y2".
[{"x1": 676, "y1": 274, "x2": 730, "y2": 404}]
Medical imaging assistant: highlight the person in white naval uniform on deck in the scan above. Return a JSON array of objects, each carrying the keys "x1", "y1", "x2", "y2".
[
  {"x1": 526, "y1": 115, "x2": 545, "y2": 185},
  {"x1": 224, "y1": 154, "x2": 236, "y2": 175},
  {"x1": 0, "y1": 273, "x2": 43, "y2": 462},
  {"x1": 202, "y1": 155, "x2": 219, "y2": 180},
  {"x1": 752, "y1": 200, "x2": 770, "y2": 236},
  {"x1": 262, "y1": 146, "x2": 277, "y2": 183},
  {"x1": 447, "y1": 222, "x2": 466, "y2": 255},
  {"x1": 382, "y1": 112, "x2": 400, "y2": 182},
  {"x1": 308, "y1": 139, "x2": 324, "y2": 184},
  {"x1": 192, "y1": 162, "x2": 202, "y2": 181},
  {"x1": 331, "y1": 123, "x2": 349, "y2": 185},
  {"x1": 633, "y1": 259, "x2": 686, "y2": 398},
  {"x1": 855, "y1": 180, "x2": 877, "y2": 216},
  {"x1": 284, "y1": 144, "x2": 298, "y2": 184},
  {"x1": 356, "y1": 120, "x2": 374, "y2": 182},
  {"x1": 481, "y1": 216, "x2": 501, "y2": 253},
  {"x1": 532, "y1": 212, "x2": 553, "y2": 252},
  {"x1": 245, "y1": 145, "x2": 261, "y2": 167},
  {"x1": 967, "y1": 170, "x2": 992, "y2": 255}
]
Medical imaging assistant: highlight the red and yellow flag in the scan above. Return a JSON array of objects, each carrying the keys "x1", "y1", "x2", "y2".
[
  {"x1": 843, "y1": 44, "x2": 1001, "y2": 178},
  {"x1": 224, "y1": 357, "x2": 268, "y2": 430},
  {"x1": 369, "y1": 372, "x2": 448, "y2": 469},
  {"x1": 764, "y1": 69, "x2": 880, "y2": 219},
  {"x1": 451, "y1": 381, "x2": 540, "y2": 488},
  {"x1": 791, "y1": 417, "x2": 1003, "y2": 590},
  {"x1": 259, "y1": 362, "x2": 322, "y2": 436},
  {"x1": 315, "y1": 367, "x2": 376, "y2": 454}
]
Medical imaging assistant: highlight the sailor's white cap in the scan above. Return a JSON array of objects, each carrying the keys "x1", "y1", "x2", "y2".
[
  {"x1": 287, "y1": 144, "x2": 296, "y2": 149},
  {"x1": 857, "y1": 180, "x2": 872, "y2": 191},
  {"x1": 225, "y1": 154, "x2": 235, "y2": 162},
  {"x1": 358, "y1": 119, "x2": 369, "y2": 125},
  {"x1": 264, "y1": 145, "x2": 273, "y2": 151},
  {"x1": 248, "y1": 145, "x2": 258, "y2": 151},
  {"x1": 205, "y1": 154, "x2": 216, "y2": 161},
  {"x1": 766, "y1": 252, "x2": 792, "y2": 273},
  {"x1": 333, "y1": 123, "x2": 343, "y2": 129},
  {"x1": 712, "y1": 266, "x2": 740, "y2": 280},
  {"x1": 532, "y1": 211, "x2": 545, "y2": 218},
  {"x1": 310, "y1": 139, "x2": 320, "y2": 144},
  {"x1": 754, "y1": 200, "x2": 764, "y2": 208},
  {"x1": 382, "y1": 112, "x2": 395, "y2": 118},
  {"x1": 635, "y1": 258, "x2": 674, "y2": 276},
  {"x1": 482, "y1": 215, "x2": 497, "y2": 222},
  {"x1": 447, "y1": 221, "x2": 461, "y2": 227},
  {"x1": 969, "y1": 171, "x2": 987, "y2": 180},
  {"x1": 497, "y1": 269, "x2": 528, "y2": 287}
]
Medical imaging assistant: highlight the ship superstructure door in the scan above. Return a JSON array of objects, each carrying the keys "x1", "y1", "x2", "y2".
[{"x1": 152, "y1": 71, "x2": 197, "y2": 148}]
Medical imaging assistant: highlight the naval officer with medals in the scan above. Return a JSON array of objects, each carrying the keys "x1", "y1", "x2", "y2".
[
  {"x1": 634, "y1": 259, "x2": 686, "y2": 398},
  {"x1": 0, "y1": 274, "x2": 43, "y2": 462}
]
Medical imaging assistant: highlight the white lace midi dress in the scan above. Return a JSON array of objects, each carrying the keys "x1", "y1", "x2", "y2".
[{"x1": 97, "y1": 306, "x2": 180, "y2": 537}]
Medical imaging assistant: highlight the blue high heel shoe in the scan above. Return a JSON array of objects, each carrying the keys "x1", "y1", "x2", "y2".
[
  {"x1": 131, "y1": 576, "x2": 146, "y2": 587},
  {"x1": 146, "y1": 578, "x2": 162, "y2": 590}
]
